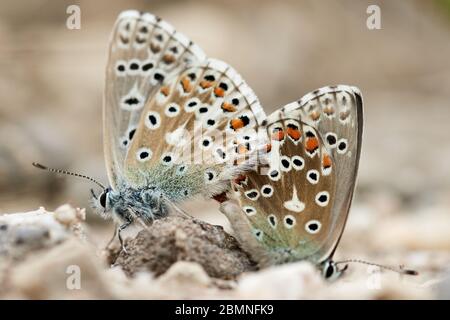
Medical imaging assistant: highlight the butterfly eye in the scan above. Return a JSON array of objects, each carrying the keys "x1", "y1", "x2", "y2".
[
  {"x1": 323, "y1": 261, "x2": 337, "y2": 279},
  {"x1": 99, "y1": 190, "x2": 110, "y2": 209}
]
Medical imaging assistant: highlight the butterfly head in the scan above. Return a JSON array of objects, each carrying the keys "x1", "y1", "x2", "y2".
[
  {"x1": 321, "y1": 259, "x2": 348, "y2": 281},
  {"x1": 91, "y1": 185, "x2": 169, "y2": 223}
]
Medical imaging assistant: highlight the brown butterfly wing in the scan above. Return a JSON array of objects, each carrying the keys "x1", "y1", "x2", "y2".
[
  {"x1": 231, "y1": 108, "x2": 337, "y2": 265},
  {"x1": 229, "y1": 85, "x2": 363, "y2": 266},
  {"x1": 124, "y1": 59, "x2": 266, "y2": 201},
  {"x1": 285, "y1": 85, "x2": 363, "y2": 260},
  {"x1": 104, "y1": 11, "x2": 206, "y2": 189}
]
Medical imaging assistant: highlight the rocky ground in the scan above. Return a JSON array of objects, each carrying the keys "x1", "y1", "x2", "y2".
[{"x1": 0, "y1": 204, "x2": 448, "y2": 299}]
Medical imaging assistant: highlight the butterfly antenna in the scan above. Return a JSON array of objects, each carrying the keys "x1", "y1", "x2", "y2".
[
  {"x1": 32, "y1": 162, "x2": 106, "y2": 190},
  {"x1": 335, "y1": 259, "x2": 418, "y2": 276}
]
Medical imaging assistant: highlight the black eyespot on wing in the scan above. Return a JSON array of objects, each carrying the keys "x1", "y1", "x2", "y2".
[
  {"x1": 125, "y1": 97, "x2": 140, "y2": 106},
  {"x1": 207, "y1": 119, "x2": 215, "y2": 126},
  {"x1": 246, "y1": 191, "x2": 258, "y2": 199},
  {"x1": 232, "y1": 98, "x2": 239, "y2": 106},
  {"x1": 142, "y1": 62, "x2": 154, "y2": 71},
  {"x1": 240, "y1": 115, "x2": 250, "y2": 126},
  {"x1": 305, "y1": 131, "x2": 315, "y2": 138},
  {"x1": 188, "y1": 72, "x2": 196, "y2": 81},
  {"x1": 219, "y1": 82, "x2": 228, "y2": 90},
  {"x1": 270, "y1": 170, "x2": 279, "y2": 178},
  {"x1": 148, "y1": 115, "x2": 157, "y2": 125},
  {"x1": 163, "y1": 155, "x2": 172, "y2": 163},
  {"x1": 130, "y1": 62, "x2": 139, "y2": 70},
  {"x1": 318, "y1": 194, "x2": 328, "y2": 203},
  {"x1": 202, "y1": 139, "x2": 210, "y2": 147},
  {"x1": 309, "y1": 172, "x2": 318, "y2": 181},
  {"x1": 327, "y1": 135, "x2": 337, "y2": 145},
  {"x1": 338, "y1": 141, "x2": 347, "y2": 151},
  {"x1": 188, "y1": 101, "x2": 197, "y2": 107},
  {"x1": 117, "y1": 64, "x2": 125, "y2": 72},
  {"x1": 269, "y1": 216, "x2": 276, "y2": 227},
  {"x1": 204, "y1": 75, "x2": 215, "y2": 81},
  {"x1": 281, "y1": 159, "x2": 290, "y2": 168},
  {"x1": 128, "y1": 129, "x2": 136, "y2": 140},
  {"x1": 262, "y1": 187, "x2": 272, "y2": 194},
  {"x1": 139, "y1": 151, "x2": 150, "y2": 159},
  {"x1": 293, "y1": 158, "x2": 303, "y2": 166},
  {"x1": 199, "y1": 107, "x2": 208, "y2": 113},
  {"x1": 285, "y1": 217, "x2": 294, "y2": 226},
  {"x1": 154, "y1": 72, "x2": 165, "y2": 82}
]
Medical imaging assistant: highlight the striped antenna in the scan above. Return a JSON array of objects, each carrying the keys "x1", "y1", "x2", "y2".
[
  {"x1": 335, "y1": 259, "x2": 418, "y2": 276},
  {"x1": 32, "y1": 162, "x2": 106, "y2": 190}
]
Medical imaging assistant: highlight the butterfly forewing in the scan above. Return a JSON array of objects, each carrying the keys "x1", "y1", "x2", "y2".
[
  {"x1": 104, "y1": 10, "x2": 206, "y2": 189},
  {"x1": 124, "y1": 58, "x2": 267, "y2": 201}
]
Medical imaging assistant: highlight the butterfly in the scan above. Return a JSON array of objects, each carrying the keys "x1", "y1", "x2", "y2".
[
  {"x1": 74, "y1": 10, "x2": 267, "y2": 247},
  {"x1": 220, "y1": 86, "x2": 364, "y2": 280},
  {"x1": 33, "y1": 10, "x2": 416, "y2": 278}
]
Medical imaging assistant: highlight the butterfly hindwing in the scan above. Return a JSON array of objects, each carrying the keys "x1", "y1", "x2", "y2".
[
  {"x1": 286, "y1": 85, "x2": 363, "y2": 260},
  {"x1": 104, "y1": 10, "x2": 206, "y2": 189},
  {"x1": 230, "y1": 85, "x2": 363, "y2": 266}
]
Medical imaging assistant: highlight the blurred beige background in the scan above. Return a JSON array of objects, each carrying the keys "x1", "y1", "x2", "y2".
[{"x1": 0, "y1": 0, "x2": 449, "y2": 243}]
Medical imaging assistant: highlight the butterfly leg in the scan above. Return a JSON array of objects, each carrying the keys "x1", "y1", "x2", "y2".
[
  {"x1": 105, "y1": 223, "x2": 118, "y2": 248},
  {"x1": 118, "y1": 220, "x2": 132, "y2": 254},
  {"x1": 90, "y1": 188, "x2": 97, "y2": 200}
]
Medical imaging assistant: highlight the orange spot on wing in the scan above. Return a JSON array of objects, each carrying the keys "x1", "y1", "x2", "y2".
[
  {"x1": 306, "y1": 137, "x2": 319, "y2": 152},
  {"x1": 310, "y1": 111, "x2": 320, "y2": 121},
  {"x1": 180, "y1": 77, "x2": 192, "y2": 93},
  {"x1": 162, "y1": 54, "x2": 176, "y2": 64},
  {"x1": 200, "y1": 80, "x2": 213, "y2": 89},
  {"x1": 230, "y1": 118, "x2": 244, "y2": 130},
  {"x1": 221, "y1": 102, "x2": 237, "y2": 112},
  {"x1": 287, "y1": 127, "x2": 301, "y2": 141},
  {"x1": 265, "y1": 143, "x2": 272, "y2": 153},
  {"x1": 322, "y1": 154, "x2": 332, "y2": 168},
  {"x1": 160, "y1": 86, "x2": 170, "y2": 96},
  {"x1": 214, "y1": 87, "x2": 225, "y2": 97}
]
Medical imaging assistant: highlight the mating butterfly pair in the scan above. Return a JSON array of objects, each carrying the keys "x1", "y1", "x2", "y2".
[{"x1": 35, "y1": 10, "x2": 392, "y2": 279}]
